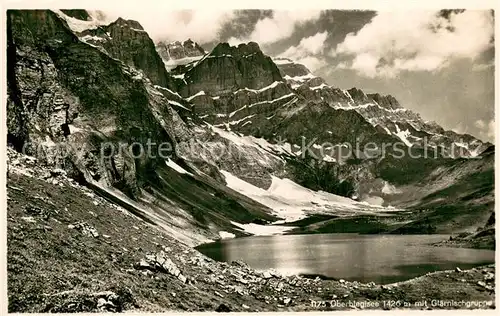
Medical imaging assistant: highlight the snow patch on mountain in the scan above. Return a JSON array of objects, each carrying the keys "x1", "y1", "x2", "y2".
[
  {"x1": 165, "y1": 159, "x2": 193, "y2": 176},
  {"x1": 168, "y1": 100, "x2": 190, "y2": 111},
  {"x1": 218, "y1": 231, "x2": 236, "y2": 239},
  {"x1": 323, "y1": 155, "x2": 337, "y2": 162},
  {"x1": 230, "y1": 221, "x2": 295, "y2": 236},
  {"x1": 394, "y1": 124, "x2": 413, "y2": 147},
  {"x1": 233, "y1": 81, "x2": 282, "y2": 94},
  {"x1": 186, "y1": 90, "x2": 206, "y2": 101},
  {"x1": 209, "y1": 125, "x2": 295, "y2": 157},
  {"x1": 310, "y1": 83, "x2": 329, "y2": 90},
  {"x1": 381, "y1": 181, "x2": 402, "y2": 195},
  {"x1": 53, "y1": 10, "x2": 110, "y2": 33},
  {"x1": 221, "y1": 170, "x2": 308, "y2": 222},
  {"x1": 247, "y1": 94, "x2": 295, "y2": 108},
  {"x1": 221, "y1": 170, "x2": 392, "y2": 224},
  {"x1": 80, "y1": 35, "x2": 107, "y2": 42},
  {"x1": 228, "y1": 114, "x2": 256, "y2": 125},
  {"x1": 152, "y1": 86, "x2": 182, "y2": 101},
  {"x1": 163, "y1": 55, "x2": 204, "y2": 71},
  {"x1": 284, "y1": 73, "x2": 317, "y2": 88}
]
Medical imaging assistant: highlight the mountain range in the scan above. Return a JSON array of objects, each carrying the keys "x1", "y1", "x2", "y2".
[{"x1": 6, "y1": 9, "x2": 495, "y2": 244}]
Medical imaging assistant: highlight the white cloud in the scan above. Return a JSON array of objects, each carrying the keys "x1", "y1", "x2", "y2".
[
  {"x1": 227, "y1": 36, "x2": 245, "y2": 46},
  {"x1": 333, "y1": 10, "x2": 494, "y2": 78},
  {"x1": 350, "y1": 53, "x2": 381, "y2": 77},
  {"x1": 229, "y1": 10, "x2": 321, "y2": 45},
  {"x1": 282, "y1": 31, "x2": 328, "y2": 56},
  {"x1": 279, "y1": 31, "x2": 328, "y2": 71},
  {"x1": 100, "y1": 9, "x2": 235, "y2": 43},
  {"x1": 474, "y1": 119, "x2": 495, "y2": 141},
  {"x1": 296, "y1": 56, "x2": 328, "y2": 72}
]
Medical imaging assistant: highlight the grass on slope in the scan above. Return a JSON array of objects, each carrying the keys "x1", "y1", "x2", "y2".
[{"x1": 7, "y1": 173, "x2": 240, "y2": 312}]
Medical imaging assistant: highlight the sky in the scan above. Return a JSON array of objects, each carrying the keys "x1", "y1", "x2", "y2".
[{"x1": 98, "y1": 9, "x2": 495, "y2": 142}]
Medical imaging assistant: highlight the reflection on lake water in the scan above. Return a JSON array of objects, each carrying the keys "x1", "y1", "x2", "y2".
[{"x1": 196, "y1": 234, "x2": 495, "y2": 284}]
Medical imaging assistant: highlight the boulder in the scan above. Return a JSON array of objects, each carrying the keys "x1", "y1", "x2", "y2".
[
  {"x1": 135, "y1": 251, "x2": 189, "y2": 283},
  {"x1": 68, "y1": 222, "x2": 99, "y2": 238}
]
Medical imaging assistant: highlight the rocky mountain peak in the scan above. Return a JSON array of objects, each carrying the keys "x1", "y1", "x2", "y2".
[
  {"x1": 274, "y1": 57, "x2": 311, "y2": 78},
  {"x1": 347, "y1": 88, "x2": 371, "y2": 103},
  {"x1": 210, "y1": 42, "x2": 230, "y2": 55},
  {"x1": 273, "y1": 58, "x2": 319, "y2": 92},
  {"x1": 74, "y1": 16, "x2": 175, "y2": 89},
  {"x1": 111, "y1": 17, "x2": 144, "y2": 30},
  {"x1": 156, "y1": 39, "x2": 205, "y2": 62},
  {"x1": 236, "y1": 41, "x2": 262, "y2": 55},
  {"x1": 183, "y1": 38, "x2": 202, "y2": 50},
  {"x1": 367, "y1": 93, "x2": 402, "y2": 110},
  {"x1": 211, "y1": 41, "x2": 263, "y2": 58}
]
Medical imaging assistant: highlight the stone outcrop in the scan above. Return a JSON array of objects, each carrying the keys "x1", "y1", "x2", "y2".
[
  {"x1": 367, "y1": 93, "x2": 402, "y2": 110},
  {"x1": 136, "y1": 251, "x2": 191, "y2": 284}
]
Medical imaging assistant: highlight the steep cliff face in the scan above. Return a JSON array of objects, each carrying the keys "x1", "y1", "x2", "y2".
[
  {"x1": 274, "y1": 57, "x2": 311, "y2": 77},
  {"x1": 178, "y1": 44, "x2": 297, "y2": 140},
  {"x1": 99, "y1": 17, "x2": 174, "y2": 88},
  {"x1": 7, "y1": 9, "x2": 184, "y2": 197},
  {"x1": 179, "y1": 42, "x2": 284, "y2": 96},
  {"x1": 57, "y1": 11, "x2": 176, "y2": 90}
]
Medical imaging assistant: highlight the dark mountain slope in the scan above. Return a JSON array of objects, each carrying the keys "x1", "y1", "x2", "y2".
[{"x1": 6, "y1": 10, "x2": 278, "y2": 242}]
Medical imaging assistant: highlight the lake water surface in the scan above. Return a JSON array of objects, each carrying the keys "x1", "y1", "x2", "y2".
[{"x1": 196, "y1": 234, "x2": 495, "y2": 284}]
